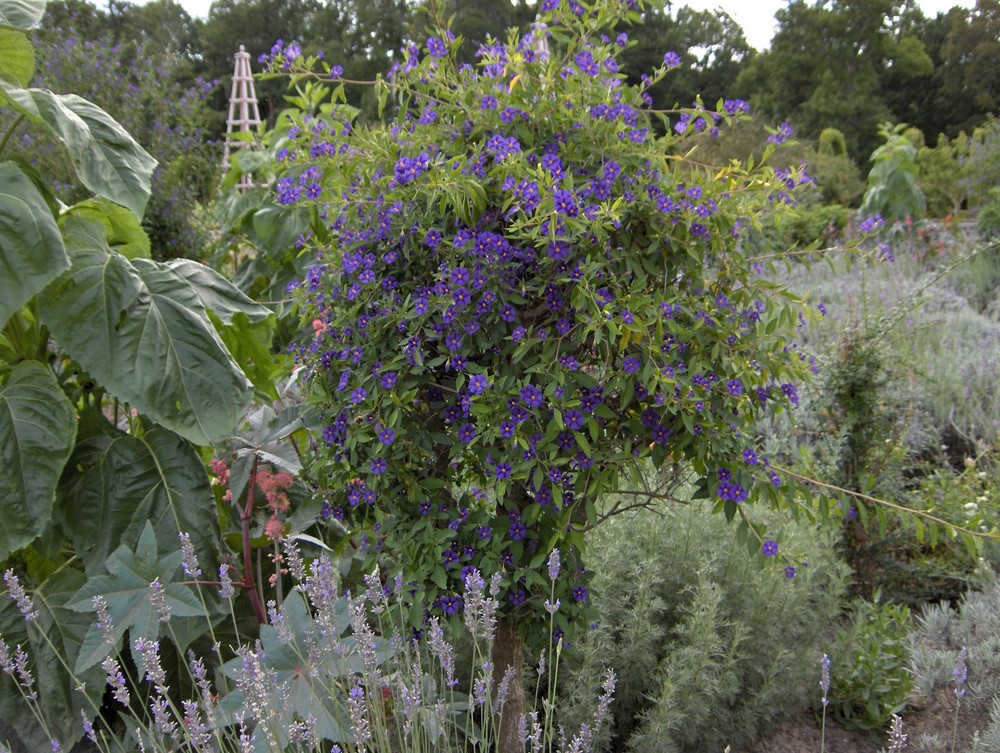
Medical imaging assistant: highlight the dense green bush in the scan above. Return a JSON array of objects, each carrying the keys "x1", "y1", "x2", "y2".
[
  {"x1": 826, "y1": 592, "x2": 914, "y2": 731},
  {"x1": 861, "y1": 122, "x2": 926, "y2": 225},
  {"x1": 557, "y1": 496, "x2": 849, "y2": 753}
]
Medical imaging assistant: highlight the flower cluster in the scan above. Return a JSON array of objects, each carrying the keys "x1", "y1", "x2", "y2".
[{"x1": 271, "y1": 0, "x2": 814, "y2": 643}]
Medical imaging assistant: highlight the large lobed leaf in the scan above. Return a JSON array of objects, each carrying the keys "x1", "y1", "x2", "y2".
[
  {"x1": 40, "y1": 217, "x2": 253, "y2": 445},
  {"x1": 0, "y1": 0, "x2": 44, "y2": 30},
  {"x1": 0, "y1": 26, "x2": 33, "y2": 84},
  {"x1": 0, "y1": 84, "x2": 156, "y2": 218},
  {"x1": 67, "y1": 521, "x2": 205, "y2": 673},
  {"x1": 0, "y1": 162, "x2": 68, "y2": 329},
  {"x1": 56, "y1": 423, "x2": 220, "y2": 580},
  {"x1": 0, "y1": 361, "x2": 77, "y2": 560},
  {"x1": 167, "y1": 258, "x2": 278, "y2": 396}
]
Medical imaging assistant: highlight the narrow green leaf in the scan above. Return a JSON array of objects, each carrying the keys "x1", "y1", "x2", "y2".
[
  {"x1": 0, "y1": 162, "x2": 68, "y2": 329},
  {"x1": 0, "y1": 362, "x2": 77, "y2": 560},
  {"x1": 40, "y1": 217, "x2": 252, "y2": 445},
  {"x1": 0, "y1": 0, "x2": 44, "y2": 30},
  {"x1": 0, "y1": 84, "x2": 156, "y2": 217}
]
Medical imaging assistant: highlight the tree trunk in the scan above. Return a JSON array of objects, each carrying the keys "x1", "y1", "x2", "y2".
[{"x1": 492, "y1": 616, "x2": 526, "y2": 753}]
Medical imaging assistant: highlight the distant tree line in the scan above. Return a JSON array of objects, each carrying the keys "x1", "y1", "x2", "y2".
[{"x1": 31, "y1": 0, "x2": 1000, "y2": 168}]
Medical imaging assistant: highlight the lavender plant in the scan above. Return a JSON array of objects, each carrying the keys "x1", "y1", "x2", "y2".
[
  {"x1": 555, "y1": 498, "x2": 849, "y2": 753},
  {"x1": 2, "y1": 538, "x2": 616, "y2": 753}
]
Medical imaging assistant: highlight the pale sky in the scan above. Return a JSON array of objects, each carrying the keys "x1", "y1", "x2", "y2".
[{"x1": 161, "y1": 0, "x2": 980, "y2": 52}]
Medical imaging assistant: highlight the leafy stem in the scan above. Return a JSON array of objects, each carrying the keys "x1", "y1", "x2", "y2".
[
  {"x1": 239, "y1": 454, "x2": 267, "y2": 624},
  {"x1": 0, "y1": 113, "x2": 26, "y2": 158}
]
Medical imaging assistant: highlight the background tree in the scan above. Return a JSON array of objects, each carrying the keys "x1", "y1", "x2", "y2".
[
  {"x1": 616, "y1": 4, "x2": 753, "y2": 113},
  {"x1": 931, "y1": 0, "x2": 1000, "y2": 136}
]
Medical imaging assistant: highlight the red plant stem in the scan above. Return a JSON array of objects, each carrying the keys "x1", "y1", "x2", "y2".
[{"x1": 240, "y1": 455, "x2": 267, "y2": 624}]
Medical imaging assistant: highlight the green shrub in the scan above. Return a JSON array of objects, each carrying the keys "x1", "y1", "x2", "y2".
[
  {"x1": 976, "y1": 187, "x2": 1000, "y2": 239},
  {"x1": 558, "y1": 498, "x2": 849, "y2": 753},
  {"x1": 826, "y1": 592, "x2": 914, "y2": 731},
  {"x1": 770, "y1": 201, "x2": 853, "y2": 251},
  {"x1": 861, "y1": 122, "x2": 926, "y2": 225}
]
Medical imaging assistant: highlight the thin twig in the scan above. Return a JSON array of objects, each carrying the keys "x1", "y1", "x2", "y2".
[{"x1": 773, "y1": 464, "x2": 1000, "y2": 540}]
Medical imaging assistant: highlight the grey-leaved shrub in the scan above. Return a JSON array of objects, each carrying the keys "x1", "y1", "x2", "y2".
[{"x1": 558, "y1": 496, "x2": 849, "y2": 753}]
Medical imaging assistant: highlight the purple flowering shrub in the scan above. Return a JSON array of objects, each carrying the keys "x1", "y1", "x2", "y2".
[{"x1": 270, "y1": 0, "x2": 814, "y2": 647}]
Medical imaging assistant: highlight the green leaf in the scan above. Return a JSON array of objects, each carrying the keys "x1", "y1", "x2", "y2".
[
  {"x1": 0, "y1": 569, "x2": 105, "y2": 752},
  {"x1": 211, "y1": 310, "x2": 278, "y2": 398},
  {"x1": 67, "y1": 521, "x2": 204, "y2": 673},
  {"x1": 249, "y1": 204, "x2": 311, "y2": 255},
  {"x1": 62, "y1": 197, "x2": 151, "y2": 258},
  {"x1": 0, "y1": 162, "x2": 69, "y2": 329},
  {"x1": 56, "y1": 424, "x2": 220, "y2": 579},
  {"x1": 167, "y1": 259, "x2": 278, "y2": 399},
  {"x1": 0, "y1": 27, "x2": 32, "y2": 84},
  {"x1": 0, "y1": 362, "x2": 77, "y2": 560},
  {"x1": 164, "y1": 259, "x2": 273, "y2": 324},
  {"x1": 0, "y1": 0, "x2": 44, "y2": 29},
  {"x1": 166, "y1": 259, "x2": 278, "y2": 397},
  {"x1": 219, "y1": 594, "x2": 360, "y2": 746},
  {"x1": 40, "y1": 218, "x2": 252, "y2": 445},
  {"x1": 0, "y1": 85, "x2": 156, "y2": 218}
]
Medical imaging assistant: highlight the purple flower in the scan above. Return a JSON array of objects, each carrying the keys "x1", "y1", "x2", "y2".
[
  {"x1": 768, "y1": 122, "x2": 794, "y2": 145},
  {"x1": 572, "y1": 585, "x2": 588, "y2": 601},
  {"x1": 508, "y1": 520, "x2": 526, "y2": 540},
  {"x1": 370, "y1": 458, "x2": 387, "y2": 475},
  {"x1": 553, "y1": 189, "x2": 578, "y2": 216},
  {"x1": 547, "y1": 549, "x2": 560, "y2": 581},
  {"x1": 457, "y1": 423, "x2": 477, "y2": 443},
  {"x1": 496, "y1": 463, "x2": 512, "y2": 479},
  {"x1": 469, "y1": 374, "x2": 489, "y2": 394},
  {"x1": 953, "y1": 646, "x2": 968, "y2": 697},
  {"x1": 426, "y1": 37, "x2": 447, "y2": 58},
  {"x1": 663, "y1": 51, "x2": 681, "y2": 67},
  {"x1": 761, "y1": 540, "x2": 778, "y2": 557},
  {"x1": 520, "y1": 385, "x2": 544, "y2": 408},
  {"x1": 575, "y1": 50, "x2": 599, "y2": 76}
]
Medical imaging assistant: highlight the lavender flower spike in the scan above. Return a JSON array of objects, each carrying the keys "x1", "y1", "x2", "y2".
[
  {"x1": 3, "y1": 569, "x2": 38, "y2": 622},
  {"x1": 547, "y1": 548, "x2": 561, "y2": 581},
  {"x1": 953, "y1": 646, "x2": 968, "y2": 697},
  {"x1": 820, "y1": 653, "x2": 831, "y2": 706},
  {"x1": 887, "y1": 714, "x2": 907, "y2": 753}
]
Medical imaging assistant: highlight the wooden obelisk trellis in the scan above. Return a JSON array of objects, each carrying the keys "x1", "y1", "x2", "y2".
[{"x1": 223, "y1": 45, "x2": 261, "y2": 192}]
